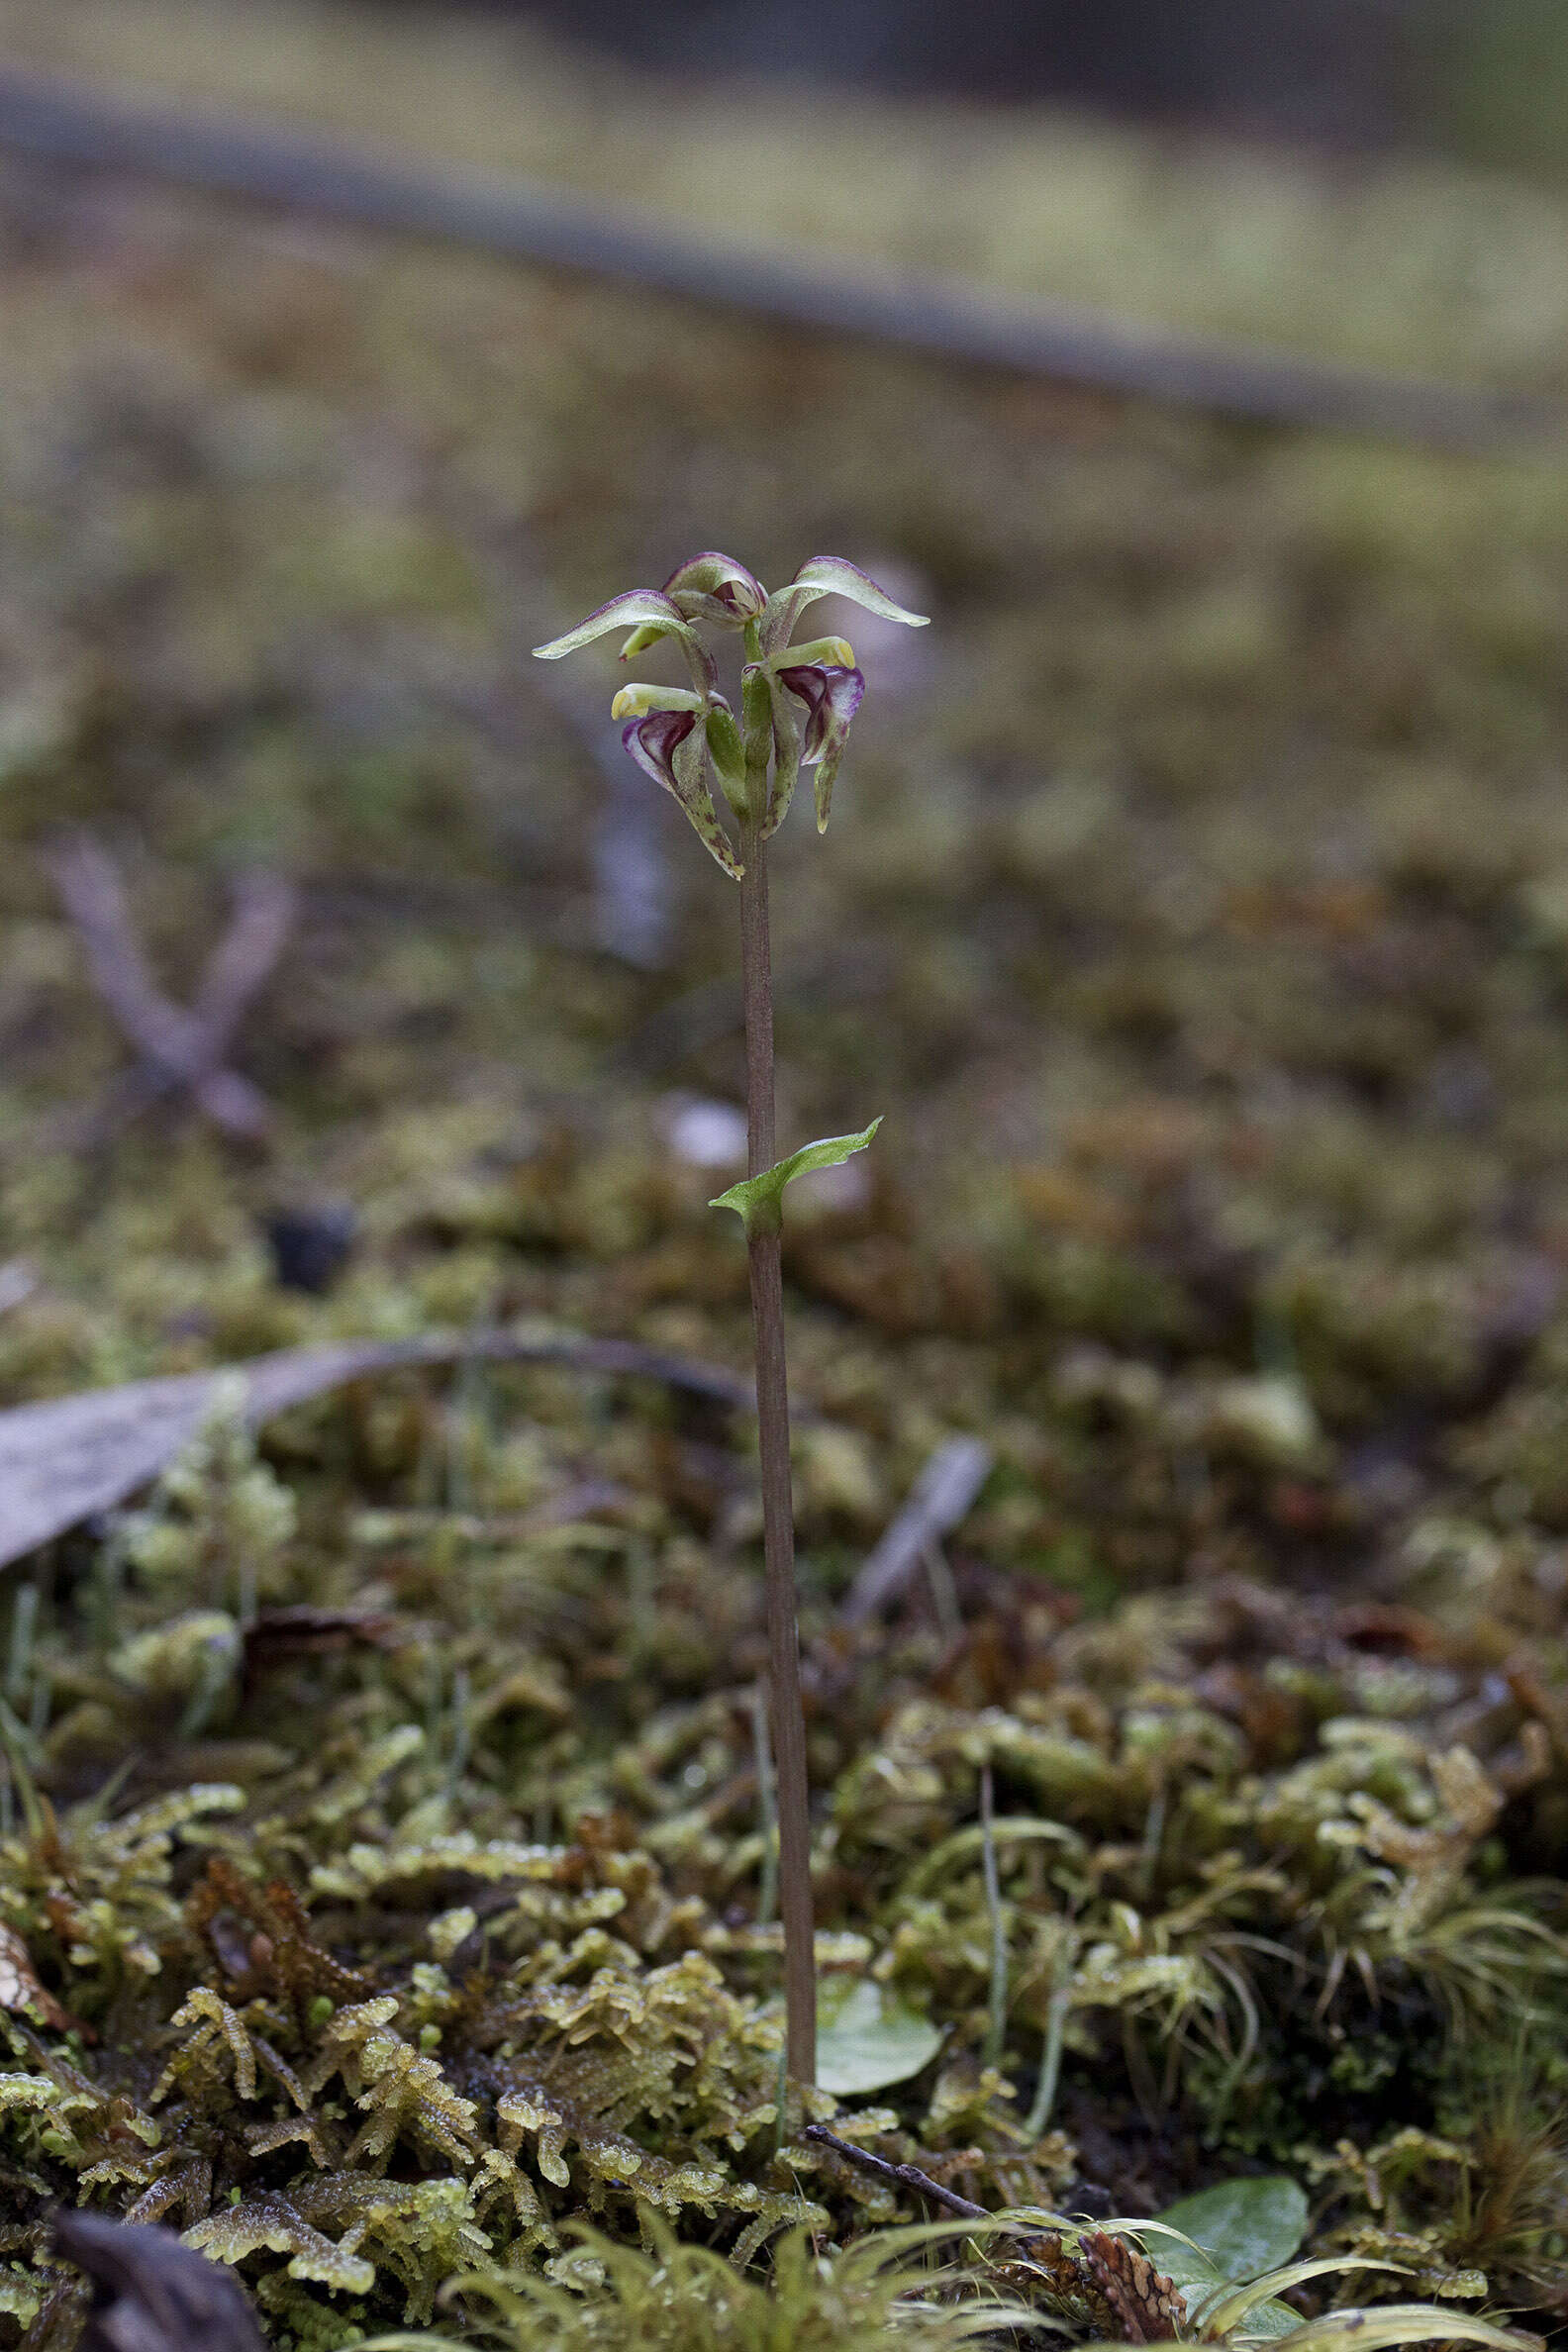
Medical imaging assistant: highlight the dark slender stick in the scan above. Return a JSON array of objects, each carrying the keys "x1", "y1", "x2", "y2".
[
  {"x1": 803, "y1": 2124, "x2": 990, "y2": 2221},
  {"x1": 738, "y1": 813, "x2": 816, "y2": 2091},
  {"x1": 44, "y1": 833, "x2": 292, "y2": 1146}
]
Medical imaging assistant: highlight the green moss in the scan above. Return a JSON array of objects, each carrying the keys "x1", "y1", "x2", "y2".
[{"x1": 1, "y1": 5, "x2": 1567, "y2": 2338}]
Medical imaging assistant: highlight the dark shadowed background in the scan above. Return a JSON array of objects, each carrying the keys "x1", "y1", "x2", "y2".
[{"x1": 432, "y1": 0, "x2": 1566, "y2": 167}]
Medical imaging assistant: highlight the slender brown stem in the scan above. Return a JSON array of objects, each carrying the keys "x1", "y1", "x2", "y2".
[{"x1": 738, "y1": 812, "x2": 816, "y2": 2090}]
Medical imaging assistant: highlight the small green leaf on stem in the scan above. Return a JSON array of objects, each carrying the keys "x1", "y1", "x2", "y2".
[{"x1": 710, "y1": 1119, "x2": 882, "y2": 1233}]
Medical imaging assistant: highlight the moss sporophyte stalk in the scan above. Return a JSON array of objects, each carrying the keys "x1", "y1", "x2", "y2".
[{"x1": 535, "y1": 552, "x2": 928, "y2": 2088}]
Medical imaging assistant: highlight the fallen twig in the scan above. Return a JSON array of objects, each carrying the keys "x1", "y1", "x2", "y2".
[
  {"x1": 0, "y1": 1327, "x2": 781, "y2": 1571},
  {"x1": 802, "y1": 2122, "x2": 991, "y2": 2221},
  {"x1": 842, "y1": 1435, "x2": 993, "y2": 1625},
  {"x1": 0, "y1": 63, "x2": 1558, "y2": 448},
  {"x1": 45, "y1": 833, "x2": 294, "y2": 1145}
]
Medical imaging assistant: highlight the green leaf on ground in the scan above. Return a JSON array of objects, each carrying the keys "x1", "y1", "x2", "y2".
[
  {"x1": 816, "y1": 1976, "x2": 941, "y2": 2097},
  {"x1": 1155, "y1": 2176, "x2": 1309, "y2": 2284},
  {"x1": 1140, "y1": 2177, "x2": 1311, "y2": 2336}
]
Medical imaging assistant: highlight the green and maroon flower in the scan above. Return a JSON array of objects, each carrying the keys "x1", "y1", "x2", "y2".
[
  {"x1": 610, "y1": 682, "x2": 743, "y2": 879},
  {"x1": 533, "y1": 550, "x2": 927, "y2": 873}
]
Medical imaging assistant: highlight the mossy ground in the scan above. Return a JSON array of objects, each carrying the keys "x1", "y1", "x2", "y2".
[{"x1": 1, "y1": 4, "x2": 1568, "y2": 2342}]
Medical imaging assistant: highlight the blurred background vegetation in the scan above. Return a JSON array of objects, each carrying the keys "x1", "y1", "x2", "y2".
[
  {"x1": 508, "y1": 0, "x2": 1568, "y2": 176},
  {"x1": 2, "y1": 1, "x2": 1568, "y2": 2333},
  {"x1": 0, "y1": 0, "x2": 1564, "y2": 1435}
]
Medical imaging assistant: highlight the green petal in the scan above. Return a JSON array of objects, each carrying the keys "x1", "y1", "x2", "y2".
[
  {"x1": 619, "y1": 623, "x2": 674, "y2": 659},
  {"x1": 760, "y1": 636, "x2": 856, "y2": 671},
  {"x1": 814, "y1": 737, "x2": 844, "y2": 833},
  {"x1": 711, "y1": 1118, "x2": 881, "y2": 1232},
  {"x1": 704, "y1": 707, "x2": 748, "y2": 823}
]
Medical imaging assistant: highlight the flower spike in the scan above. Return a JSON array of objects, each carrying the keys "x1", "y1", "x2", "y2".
[
  {"x1": 528, "y1": 548, "x2": 920, "y2": 2099},
  {"x1": 532, "y1": 548, "x2": 920, "y2": 866}
]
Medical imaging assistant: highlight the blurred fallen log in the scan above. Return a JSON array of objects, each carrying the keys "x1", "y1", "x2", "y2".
[
  {"x1": 50, "y1": 2206, "x2": 267, "y2": 2352},
  {"x1": 842, "y1": 1435, "x2": 993, "y2": 1625},
  {"x1": 0, "y1": 62, "x2": 1557, "y2": 448},
  {"x1": 45, "y1": 833, "x2": 294, "y2": 1146},
  {"x1": 0, "y1": 1262, "x2": 35, "y2": 1317},
  {"x1": 0, "y1": 1327, "x2": 776, "y2": 1571}
]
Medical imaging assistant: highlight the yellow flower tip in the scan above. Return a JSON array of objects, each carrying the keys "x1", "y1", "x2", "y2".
[
  {"x1": 827, "y1": 637, "x2": 855, "y2": 667},
  {"x1": 612, "y1": 682, "x2": 707, "y2": 722}
]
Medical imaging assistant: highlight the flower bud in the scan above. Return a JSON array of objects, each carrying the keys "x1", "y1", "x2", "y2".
[
  {"x1": 611, "y1": 683, "x2": 706, "y2": 721},
  {"x1": 705, "y1": 705, "x2": 749, "y2": 817},
  {"x1": 661, "y1": 550, "x2": 768, "y2": 629}
]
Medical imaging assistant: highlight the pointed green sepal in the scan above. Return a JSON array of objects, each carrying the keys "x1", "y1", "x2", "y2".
[
  {"x1": 710, "y1": 1118, "x2": 882, "y2": 1235},
  {"x1": 533, "y1": 589, "x2": 694, "y2": 660},
  {"x1": 762, "y1": 557, "x2": 929, "y2": 653},
  {"x1": 534, "y1": 589, "x2": 716, "y2": 692}
]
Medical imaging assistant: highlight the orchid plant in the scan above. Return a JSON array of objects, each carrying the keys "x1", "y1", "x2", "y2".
[{"x1": 536, "y1": 552, "x2": 927, "y2": 2090}]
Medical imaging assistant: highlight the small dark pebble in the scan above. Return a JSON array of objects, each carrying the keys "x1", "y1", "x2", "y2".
[{"x1": 262, "y1": 1203, "x2": 357, "y2": 1295}]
